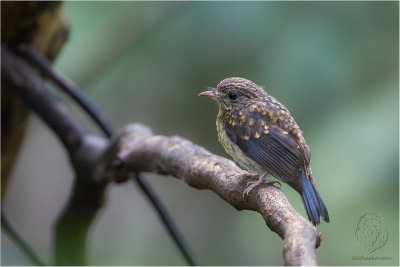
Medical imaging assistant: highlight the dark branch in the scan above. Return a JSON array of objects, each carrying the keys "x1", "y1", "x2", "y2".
[
  {"x1": 1, "y1": 46, "x2": 85, "y2": 156},
  {"x1": 2, "y1": 45, "x2": 197, "y2": 265},
  {"x1": 16, "y1": 45, "x2": 114, "y2": 137},
  {"x1": 17, "y1": 45, "x2": 198, "y2": 265},
  {"x1": 54, "y1": 173, "x2": 107, "y2": 265}
]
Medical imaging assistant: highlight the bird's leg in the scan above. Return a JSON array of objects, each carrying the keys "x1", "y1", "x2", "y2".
[{"x1": 243, "y1": 171, "x2": 281, "y2": 198}]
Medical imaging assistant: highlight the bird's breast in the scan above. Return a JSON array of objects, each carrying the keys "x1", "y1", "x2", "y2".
[{"x1": 216, "y1": 112, "x2": 263, "y2": 174}]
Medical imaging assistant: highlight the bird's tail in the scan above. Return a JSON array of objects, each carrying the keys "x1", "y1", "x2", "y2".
[{"x1": 299, "y1": 169, "x2": 330, "y2": 226}]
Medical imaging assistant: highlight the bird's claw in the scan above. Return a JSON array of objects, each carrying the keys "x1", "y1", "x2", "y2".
[
  {"x1": 243, "y1": 183, "x2": 259, "y2": 198},
  {"x1": 265, "y1": 180, "x2": 281, "y2": 188},
  {"x1": 242, "y1": 180, "x2": 281, "y2": 198}
]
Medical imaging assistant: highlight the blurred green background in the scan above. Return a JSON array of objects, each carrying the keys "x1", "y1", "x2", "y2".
[{"x1": 2, "y1": 1, "x2": 399, "y2": 265}]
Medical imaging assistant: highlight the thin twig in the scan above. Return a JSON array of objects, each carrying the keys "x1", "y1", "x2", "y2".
[
  {"x1": 16, "y1": 45, "x2": 113, "y2": 137},
  {"x1": 136, "y1": 174, "x2": 198, "y2": 265},
  {"x1": 1, "y1": 211, "x2": 46, "y2": 266}
]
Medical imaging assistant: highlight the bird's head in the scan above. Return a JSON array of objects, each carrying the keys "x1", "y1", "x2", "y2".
[{"x1": 198, "y1": 77, "x2": 267, "y2": 113}]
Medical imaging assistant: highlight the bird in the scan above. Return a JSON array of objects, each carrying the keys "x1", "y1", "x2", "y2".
[{"x1": 198, "y1": 77, "x2": 329, "y2": 226}]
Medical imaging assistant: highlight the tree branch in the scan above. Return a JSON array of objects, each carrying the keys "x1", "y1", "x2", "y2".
[
  {"x1": 1, "y1": 46, "x2": 85, "y2": 156},
  {"x1": 99, "y1": 124, "x2": 322, "y2": 266},
  {"x1": 16, "y1": 44, "x2": 114, "y2": 137}
]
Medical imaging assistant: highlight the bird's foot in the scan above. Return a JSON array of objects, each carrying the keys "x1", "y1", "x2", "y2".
[{"x1": 242, "y1": 179, "x2": 281, "y2": 198}]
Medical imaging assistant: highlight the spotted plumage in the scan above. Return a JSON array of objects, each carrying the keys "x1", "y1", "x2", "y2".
[{"x1": 199, "y1": 77, "x2": 329, "y2": 226}]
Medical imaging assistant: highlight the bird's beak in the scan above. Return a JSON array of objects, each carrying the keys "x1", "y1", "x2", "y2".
[{"x1": 198, "y1": 88, "x2": 217, "y2": 99}]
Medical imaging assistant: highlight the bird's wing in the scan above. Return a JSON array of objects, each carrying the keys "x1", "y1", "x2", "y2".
[{"x1": 225, "y1": 112, "x2": 305, "y2": 189}]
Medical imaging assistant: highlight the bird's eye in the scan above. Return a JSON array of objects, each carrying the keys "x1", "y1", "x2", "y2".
[{"x1": 228, "y1": 92, "x2": 238, "y2": 100}]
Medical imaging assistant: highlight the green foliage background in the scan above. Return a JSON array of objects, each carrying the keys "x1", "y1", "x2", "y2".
[{"x1": 2, "y1": 2, "x2": 399, "y2": 265}]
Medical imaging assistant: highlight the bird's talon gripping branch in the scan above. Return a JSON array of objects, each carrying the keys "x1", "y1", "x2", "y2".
[
  {"x1": 243, "y1": 178, "x2": 281, "y2": 197},
  {"x1": 246, "y1": 181, "x2": 255, "y2": 187}
]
